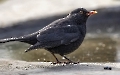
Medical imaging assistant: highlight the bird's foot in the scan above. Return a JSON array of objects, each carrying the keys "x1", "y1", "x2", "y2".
[
  {"x1": 51, "y1": 61, "x2": 62, "y2": 64},
  {"x1": 51, "y1": 61, "x2": 80, "y2": 65},
  {"x1": 63, "y1": 61, "x2": 80, "y2": 64}
]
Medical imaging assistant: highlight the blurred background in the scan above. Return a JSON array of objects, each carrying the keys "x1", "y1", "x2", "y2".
[{"x1": 0, "y1": 0, "x2": 120, "y2": 62}]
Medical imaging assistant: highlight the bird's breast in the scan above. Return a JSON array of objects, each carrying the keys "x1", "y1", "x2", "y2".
[{"x1": 78, "y1": 25, "x2": 86, "y2": 37}]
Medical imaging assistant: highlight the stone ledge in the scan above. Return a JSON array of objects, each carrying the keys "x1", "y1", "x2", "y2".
[{"x1": 0, "y1": 59, "x2": 120, "y2": 75}]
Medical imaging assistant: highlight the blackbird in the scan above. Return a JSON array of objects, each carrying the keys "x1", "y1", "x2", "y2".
[{"x1": 0, "y1": 8, "x2": 97, "y2": 63}]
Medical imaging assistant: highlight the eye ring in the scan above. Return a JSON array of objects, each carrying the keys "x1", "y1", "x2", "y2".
[{"x1": 80, "y1": 11, "x2": 83, "y2": 14}]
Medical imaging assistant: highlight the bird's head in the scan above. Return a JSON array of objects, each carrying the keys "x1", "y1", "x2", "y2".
[{"x1": 68, "y1": 8, "x2": 97, "y2": 24}]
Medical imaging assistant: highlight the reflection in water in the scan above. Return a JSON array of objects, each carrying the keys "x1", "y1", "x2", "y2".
[{"x1": 0, "y1": 36, "x2": 117, "y2": 62}]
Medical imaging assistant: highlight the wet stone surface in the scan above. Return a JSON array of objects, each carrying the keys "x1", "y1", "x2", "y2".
[{"x1": 0, "y1": 59, "x2": 120, "y2": 75}]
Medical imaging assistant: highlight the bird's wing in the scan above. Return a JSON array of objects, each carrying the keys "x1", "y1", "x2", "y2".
[{"x1": 36, "y1": 25, "x2": 80, "y2": 48}]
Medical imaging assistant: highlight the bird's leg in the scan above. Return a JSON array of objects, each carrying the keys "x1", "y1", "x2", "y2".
[
  {"x1": 62, "y1": 55, "x2": 73, "y2": 63},
  {"x1": 62, "y1": 55, "x2": 80, "y2": 64},
  {"x1": 51, "y1": 53, "x2": 61, "y2": 63}
]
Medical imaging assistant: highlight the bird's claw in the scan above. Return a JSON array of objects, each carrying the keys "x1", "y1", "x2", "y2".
[{"x1": 51, "y1": 61, "x2": 80, "y2": 65}]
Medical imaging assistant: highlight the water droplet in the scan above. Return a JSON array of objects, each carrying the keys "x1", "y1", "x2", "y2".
[
  {"x1": 102, "y1": 44, "x2": 106, "y2": 47},
  {"x1": 25, "y1": 68, "x2": 27, "y2": 70},
  {"x1": 68, "y1": 25, "x2": 71, "y2": 26},
  {"x1": 43, "y1": 58, "x2": 46, "y2": 61},
  {"x1": 87, "y1": 53, "x2": 90, "y2": 56},
  {"x1": 98, "y1": 42, "x2": 103, "y2": 46},
  {"x1": 29, "y1": 64, "x2": 32, "y2": 67},
  {"x1": 96, "y1": 47, "x2": 99, "y2": 50},
  {"x1": 43, "y1": 52, "x2": 46, "y2": 55},
  {"x1": 98, "y1": 42, "x2": 106, "y2": 47},
  {"x1": 108, "y1": 46, "x2": 112, "y2": 49}
]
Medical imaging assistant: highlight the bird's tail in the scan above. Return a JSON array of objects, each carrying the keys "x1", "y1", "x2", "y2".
[
  {"x1": 25, "y1": 42, "x2": 40, "y2": 53},
  {"x1": 0, "y1": 37, "x2": 23, "y2": 43}
]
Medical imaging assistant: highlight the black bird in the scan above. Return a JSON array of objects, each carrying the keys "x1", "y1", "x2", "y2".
[{"x1": 0, "y1": 8, "x2": 97, "y2": 63}]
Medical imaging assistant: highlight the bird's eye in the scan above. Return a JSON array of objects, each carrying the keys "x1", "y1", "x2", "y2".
[{"x1": 80, "y1": 11, "x2": 83, "y2": 14}]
